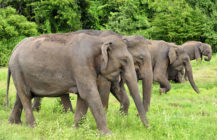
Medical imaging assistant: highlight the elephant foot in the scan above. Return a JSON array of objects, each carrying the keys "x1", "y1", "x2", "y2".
[
  {"x1": 159, "y1": 88, "x2": 166, "y2": 95},
  {"x1": 9, "y1": 117, "x2": 22, "y2": 124},
  {"x1": 26, "y1": 120, "x2": 35, "y2": 128},
  {"x1": 119, "y1": 108, "x2": 128, "y2": 115},
  {"x1": 99, "y1": 128, "x2": 113, "y2": 136},
  {"x1": 143, "y1": 118, "x2": 149, "y2": 128},
  {"x1": 32, "y1": 105, "x2": 40, "y2": 112},
  {"x1": 176, "y1": 77, "x2": 184, "y2": 83}
]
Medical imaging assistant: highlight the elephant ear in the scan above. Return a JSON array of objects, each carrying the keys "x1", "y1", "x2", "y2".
[
  {"x1": 197, "y1": 42, "x2": 203, "y2": 52},
  {"x1": 122, "y1": 36, "x2": 129, "y2": 46},
  {"x1": 168, "y1": 47, "x2": 177, "y2": 64},
  {"x1": 101, "y1": 41, "x2": 112, "y2": 71}
]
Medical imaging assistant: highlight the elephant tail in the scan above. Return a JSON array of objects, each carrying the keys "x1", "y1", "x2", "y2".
[{"x1": 5, "y1": 68, "x2": 11, "y2": 106}]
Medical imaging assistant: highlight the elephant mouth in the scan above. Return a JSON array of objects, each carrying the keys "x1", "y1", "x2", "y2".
[
  {"x1": 204, "y1": 55, "x2": 211, "y2": 61},
  {"x1": 103, "y1": 70, "x2": 121, "y2": 82}
]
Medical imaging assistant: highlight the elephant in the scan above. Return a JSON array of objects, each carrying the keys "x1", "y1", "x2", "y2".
[
  {"x1": 147, "y1": 40, "x2": 200, "y2": 94},
  {"x1": 31, "y1": 30, "x2": 153, "y2": 114},
  {"x1": 6, "y1": 32, "x2": 148, "y2": 134},
  {"x1": 182, "y1": 41, "x2": 212, "y2": 61},
  {"x1": 168, "y1": 41, "x2": 212, "y2": 82}
]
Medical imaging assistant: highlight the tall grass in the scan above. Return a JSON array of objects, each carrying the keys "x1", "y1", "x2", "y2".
[{"x1": 0, "y1": 55, "x2": 217, "y2": 140}]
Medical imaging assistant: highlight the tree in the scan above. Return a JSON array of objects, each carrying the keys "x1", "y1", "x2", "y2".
[
  {"x1": 31, "y1": 0, "x2": 81, "y2": 33},
  {"x1": 105, "y1": 0, "x2": 150, "y2": 36},
  {"x1": 148, "y1": 0, "x2": 206, "y2": 44},
  {"x1": 0, "y1": 6, "x2": 37, "y2": 66}
]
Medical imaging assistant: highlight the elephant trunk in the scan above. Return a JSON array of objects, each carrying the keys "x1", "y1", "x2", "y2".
[
  {"x1": 204, "y1": 53, "x2": 212, "y2": 61},
  {"x1": 139, "y1": 61, "x2": 153, "y2": 112},
  {"x1": 185, "y1": 61, "x2": 200, "y2": 93},
  {"x1": 124, "y1": 59, "x2": 148, "y2": 127}
]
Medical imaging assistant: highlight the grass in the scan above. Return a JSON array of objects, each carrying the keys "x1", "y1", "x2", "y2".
[{"x1": 0, "y1": 54, "x2": 217, "y2": 140}]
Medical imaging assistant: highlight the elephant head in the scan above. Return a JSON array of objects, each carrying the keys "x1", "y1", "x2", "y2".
[
  {"x1": 121, "y1": 36, "x2": 151, "y2": 79},
  {"x1": 168, "y1": 46, "x2": 200, "y2": 93},
  {"x1": 121, "y1": 35, "x2": 153, "y2": 112},
  {"x1": 198, "y1": 43, "x2": 212, "y2": 61},
  {"x1": 100, "y1": 36, "x2": 148, "y2": 126}
]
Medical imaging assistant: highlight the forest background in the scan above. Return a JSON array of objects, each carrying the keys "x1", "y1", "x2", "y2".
[{"x1": 0, "y1": 0, "x2": 217, "y2": 66}]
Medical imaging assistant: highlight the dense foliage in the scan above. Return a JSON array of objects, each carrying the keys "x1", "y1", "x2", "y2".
[{"x1": 0, "y1": 0, "x2": 217, "y2": 66}]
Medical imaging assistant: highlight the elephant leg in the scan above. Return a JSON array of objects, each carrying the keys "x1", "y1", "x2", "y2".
[
  {"x1": 19, "y1": 94, "x2": 34, "y2": 127},
  {"x1": 9, "y1": 94, "x2": 23, "y2": 124},
  {"x1": 32, "y1": 97, "x2": 41, "y2": 112},
  {"x1": 76, "y1": 79, "x2": 111, "y2": 134},
  {"x1": 13, "y1": 76, "x2": 35, "y2": 127},
  {"x1": 97, "y1": 75, "x2": 111, "y2": 109},
  {"x1": 111, "y1": 80, "x2": 130, "y2": 114},
  {"x1": 158, "y1": 79, "x2": 171, "y2": 94},
  {"x1": 154, "y1": 69, "x2": 171, "y2": 94},
  {"x1": 74, "y1": 95, "x2": 88, "y2": 127},
  {"x1": 60, "y1": 94, "x2": 74, "y2": 113}
]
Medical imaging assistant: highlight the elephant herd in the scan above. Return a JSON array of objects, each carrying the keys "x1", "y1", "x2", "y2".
[{"x1": 5, "y1": 30, "x2": 212, "y2": 134}]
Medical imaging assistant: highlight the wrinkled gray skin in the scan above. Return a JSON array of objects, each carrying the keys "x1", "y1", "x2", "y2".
[
  {"x1": 32, "y1": 30, "x2": 153, "y2": 114},
  {"x1": 148, "y1": 40, "x2": 200, "y2": 94},
  {"x1": 7, "y1": 33, "x2": 148, "y2": 134},
  {"x1": 169, "y1": 41, "x2": 212, "y2": 82}
]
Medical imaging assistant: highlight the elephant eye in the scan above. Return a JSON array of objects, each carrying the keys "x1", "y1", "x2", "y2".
[
  {"x1": 136, "y1": 55, "x2": 145, "y2": 64},
  {"x1": 120, "y1": 57, "x2": 129, "y2": 65},
  {"x1": 137, "y1": 55, "x2": 144, "y2": 60}
]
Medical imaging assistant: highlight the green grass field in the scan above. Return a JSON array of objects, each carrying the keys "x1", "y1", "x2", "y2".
[{"x1": 0, "y1": 54, "x2": 217, "y2": 140}]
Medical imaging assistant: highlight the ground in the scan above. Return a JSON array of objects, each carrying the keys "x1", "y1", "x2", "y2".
[{"x1": 0, "y1": 54, "x2": 217, "y2": 140}]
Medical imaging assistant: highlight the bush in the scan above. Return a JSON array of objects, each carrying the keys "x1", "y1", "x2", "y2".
[
  {"x1": 0, "y1": 7, "x2": 38, "y2": 39},
  {"x1": 0, "y1": 6, "x2": 38, "y2": 67},
  {"x1": 105, "y1": 0, "x2": 150, "y2": 37},
  {"x1": 147, "y1": 0, "x2": 206, "y2": 44},
  {"x1": 0, "y1": 36, "x2": 26, "y2": 67},
  {"x1": 31, "y1": 0, "x2": 81, "y2": 33}
]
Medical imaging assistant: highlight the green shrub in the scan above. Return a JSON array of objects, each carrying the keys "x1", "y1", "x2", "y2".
[
  {"x1": 0, "y1": 7, "x2": 38, "y2": 39},
  {"x1": 0, "y1": 36, "x2": 26, "y2": 67},
  {"x1": 147, "y1": 0, "x2": 206, "y2": 44},
  {"x1": 105, "y1": 0, "x2": 150, "y2": 37},
  {"x1": 31, "y1": 0, "x2": 81, "y2": 33},
  {"x1": 0, "y1": 6, "x2": 38, "y2": 67}
]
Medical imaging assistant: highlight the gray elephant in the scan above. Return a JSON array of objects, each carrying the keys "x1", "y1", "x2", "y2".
[
  {"x1": 6, "y1": 32, "x2": 148, "y2": 134},
  {"x1": 32, "y1": 30, "x2": 153, "y2": 114},
  {"x1": 147, "y1": 40, "x2": 200, "y2": 94},
  {"x1": 95, "y1": 34, "x2": 153, "y2": 114},
  {"x1": 168, "y1": 41, "x2": 212, "y2": 82},
  {"x1": 182, "y1": 41, "x2": 212, "y2": 61}
]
